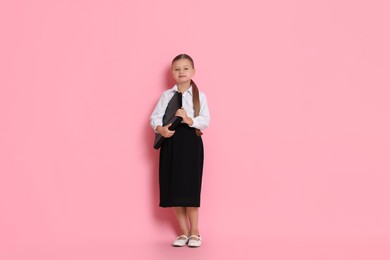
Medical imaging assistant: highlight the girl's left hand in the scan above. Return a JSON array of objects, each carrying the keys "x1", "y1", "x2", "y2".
[{"x1": 176, "y1": 108, "x2": 193, "y2": 125}]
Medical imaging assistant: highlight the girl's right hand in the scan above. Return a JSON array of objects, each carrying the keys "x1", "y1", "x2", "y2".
[{"x1": 157, "y1": 124, "x2": 175, "y2": 138}]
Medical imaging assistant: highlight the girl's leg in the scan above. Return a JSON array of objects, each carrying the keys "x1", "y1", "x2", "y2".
[
  {"x1": 187, "y1": 207, "x2": 200, "y2": 236},
  {"x1": 174, "y1": 207, "x2": 189, "y2": 237}
]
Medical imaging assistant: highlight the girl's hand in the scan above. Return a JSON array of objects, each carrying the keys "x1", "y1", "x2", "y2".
[
  {"x1": 156, "y1": 124, "x2": 175, "y2": 138},
  {"x1": 175, "y1": 108, "x2": 193, "y2": 126}
]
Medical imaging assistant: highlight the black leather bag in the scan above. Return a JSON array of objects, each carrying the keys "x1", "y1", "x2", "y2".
[{"x1": 153, "y1": 91, "x2": 183, "y2": 149}]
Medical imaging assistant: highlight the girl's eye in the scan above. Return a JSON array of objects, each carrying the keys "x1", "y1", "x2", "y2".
[{"x1": 184, "y1": 68, "x2": 189, "y2": 70}]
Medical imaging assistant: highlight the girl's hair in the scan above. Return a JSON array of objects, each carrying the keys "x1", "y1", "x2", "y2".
[{"x1": 172, "y1": 54, "x2": 203, "y2": 136}]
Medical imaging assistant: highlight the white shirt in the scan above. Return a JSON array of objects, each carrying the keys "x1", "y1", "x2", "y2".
[{"x1": 150, "y1": 85, "x2": 210, "y2": 131}]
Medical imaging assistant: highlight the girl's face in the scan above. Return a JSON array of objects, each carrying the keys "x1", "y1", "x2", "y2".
[{"x1": 172, "y1": 59, "x2": 195, "y2": 85}]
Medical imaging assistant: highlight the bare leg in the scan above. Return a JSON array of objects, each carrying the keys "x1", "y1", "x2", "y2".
[
  {"x1": 187, "y1": 207, "x2": 200, "y2": 236},
  {"x1": 174, "y1": 207, "x2": 189, "y2": 237}
]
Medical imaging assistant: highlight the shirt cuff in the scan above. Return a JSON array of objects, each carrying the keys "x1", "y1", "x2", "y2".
[
  {"x1": 190, "y1": 117, "x2": 197, "y2": 129},
  {"x1": 154, "y1": 125, "x2": 161, "y2": 133}
]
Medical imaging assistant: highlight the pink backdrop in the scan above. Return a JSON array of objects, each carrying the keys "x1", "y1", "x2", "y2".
[{"x1": 1, "y1": 1, "x2": 389, "y2": 259}]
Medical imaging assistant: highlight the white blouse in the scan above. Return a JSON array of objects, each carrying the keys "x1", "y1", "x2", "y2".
[{"x1": 150, "y1": 85, "x2": 210, "y2": 131}]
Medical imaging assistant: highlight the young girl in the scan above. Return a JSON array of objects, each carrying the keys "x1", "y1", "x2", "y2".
[{"x1": 150, "y1": 54, "x2": 210, "y2": 247}]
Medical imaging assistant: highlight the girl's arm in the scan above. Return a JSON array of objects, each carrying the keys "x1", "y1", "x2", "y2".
[
  {"x1": 150, "y1": 93, "x2": 169, "y2": 132},
  {"x1": 175, "y1": 93, "x2": 210, "y2": 130},
  {"x1": 190, "y1": 93, "x2": 210, "y2": 130}
]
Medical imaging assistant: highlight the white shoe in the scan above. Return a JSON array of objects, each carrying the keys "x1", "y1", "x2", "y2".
[
  {"x1": 172, "y1": 235, "x2": 189, "y2": 247},
  {"x1": 188, "y1": 235, "x2": 202, "y2": 248}
]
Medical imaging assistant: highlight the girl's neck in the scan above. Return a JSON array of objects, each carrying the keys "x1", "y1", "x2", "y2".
[{"x1": 177, "y1": 82, "x2": 191, "y2": 93}]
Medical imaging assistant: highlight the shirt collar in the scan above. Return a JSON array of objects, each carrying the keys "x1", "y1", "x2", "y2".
[{"x1": 173, "y1": 84, "x2": 193, "y2": 96}]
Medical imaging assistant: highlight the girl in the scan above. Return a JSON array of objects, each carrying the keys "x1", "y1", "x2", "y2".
[{"x1": 150, "y1": 54, "x2": 210, "y2": 247}]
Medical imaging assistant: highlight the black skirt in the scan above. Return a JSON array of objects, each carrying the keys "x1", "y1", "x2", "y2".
[{"x1": 159, "y1": 124, "x2": 204, "y2": 207}]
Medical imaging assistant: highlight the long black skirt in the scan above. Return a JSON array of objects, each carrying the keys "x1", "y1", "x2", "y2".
[{"x1": 159, "y1": 124, "x2": 204, "y2": 207}]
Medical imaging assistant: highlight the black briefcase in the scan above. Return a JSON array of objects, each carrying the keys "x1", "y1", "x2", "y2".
[{"x1": 153, "y1": 91, "x2": 183, "y2": 149}]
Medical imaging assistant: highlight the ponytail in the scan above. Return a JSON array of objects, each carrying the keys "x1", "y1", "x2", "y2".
[{"x1": 191, "y1": 79, "x2": 203, "y2": 136}]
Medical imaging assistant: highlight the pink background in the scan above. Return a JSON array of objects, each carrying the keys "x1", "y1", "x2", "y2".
[{"x1": 1, "y1": 0, "x2": 390, "y2": 259}]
